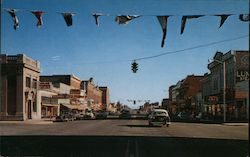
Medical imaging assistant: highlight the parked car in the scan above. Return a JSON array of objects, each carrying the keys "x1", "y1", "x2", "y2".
[
  {"x1": 95, "y1": 111, "x2": 108, "y2": 119},
  {"x1": 119, "y1": 110, "x2": 131, "y2": 119},
  {"x1": 57, "y1": 111, "x2": 75, "y2": 121},
  {"x1": 148, "y1": 109, "x2": 171, "y2": 127},
  {"x1": 54, "y1": 113, "x2": 73, "y2": 122},
  {"x1": 74, "y1": 113, "x2": 85, "y2": 120},
  {"x1": 177, "y1": 112, "x2": 190, "y2": 120},
  {"x1": 84, "y1": 109, "x2": 95, "y2": 119},
  {"x1": 195, "y1": 112, "x2": 202, "y2": 120}
]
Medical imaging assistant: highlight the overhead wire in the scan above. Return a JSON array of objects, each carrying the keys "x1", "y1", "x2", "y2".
[{"x1": 51, "y1": 34, "x2": 248, "y2": 66}]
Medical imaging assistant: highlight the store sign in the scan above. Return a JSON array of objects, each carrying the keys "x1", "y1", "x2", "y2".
[
  {"x1": 236, "y1": 70, "x2": 249, "y2": 82},
  {"x1": 208, "y1": 96, "x2": 218, "y2": 102}
]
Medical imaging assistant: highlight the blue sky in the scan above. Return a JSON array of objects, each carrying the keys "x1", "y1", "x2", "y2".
[{"x1": 1, "y1": 0, "x2": 249, "y2": 108}]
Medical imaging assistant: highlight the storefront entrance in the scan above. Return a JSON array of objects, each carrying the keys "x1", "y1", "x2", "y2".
[{"x1": 28, "y1": 100, "x2": 32, "y2": 119}]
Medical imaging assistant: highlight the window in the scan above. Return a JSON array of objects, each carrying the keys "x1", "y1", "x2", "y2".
[
  {"x1": 213, "y1": 77, "x2": 218, "y2": 90},
  {"x1": 33, "y1": 101, "x2": 37, "y2": 112},
  {"x1": 26, "y1": 77, "x2": 31, "y2": 88},
  {"x1": 32, "y1": 79, "x2": 37, "y2": 89}
]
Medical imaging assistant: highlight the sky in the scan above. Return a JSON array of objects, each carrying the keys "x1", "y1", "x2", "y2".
[{"x1": 1, "y1": 0, "x2": 249, "y2": 109}]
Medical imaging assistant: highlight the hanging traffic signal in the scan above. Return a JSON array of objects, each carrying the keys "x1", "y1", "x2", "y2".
[{"x1": 131, "y1": 61, "x2": 138, "y2": 73}]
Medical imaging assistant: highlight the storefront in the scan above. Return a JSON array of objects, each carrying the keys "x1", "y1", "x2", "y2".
[{"x1": 41, "y1": 104, "x2": 59, "y2": 118}]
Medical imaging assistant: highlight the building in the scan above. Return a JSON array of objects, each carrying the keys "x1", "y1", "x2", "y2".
[
  {"x1": 81, "y1": 78, "x2": 103, "y2": 111},
  {"x1": 99, "y1": 86, "x2": 110, "y2": 111},
  {"x1": 168, "y1": 80, "x2": 184, "y2": 115},
  {"x1": 1, "y1": 54, "x2": 41, "y2": 120},
  {"x1": 38, "y1": 82, "x2": 60, "y2": 118},
  {"x1": 203, "y1": 50, "x2": 249, "y2": 120},
  {"x1": 178, "y1": 75, "x2": 204, "y2": 113},
  {"x1": 40, "y1": 75, "x2": 82, "y2": 89}
]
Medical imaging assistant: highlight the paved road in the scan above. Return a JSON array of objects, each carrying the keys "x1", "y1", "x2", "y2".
[
  {"x1": 0, "y1": 120, "x2": 248, "y2": 140},
  {"x1": 1, "y1": 120, "x2": 248, "y2": 157}
]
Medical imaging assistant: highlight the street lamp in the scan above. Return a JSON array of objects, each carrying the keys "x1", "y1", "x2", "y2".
[{"x1": 213, "y1": 59, "x2": 226, "y2": 122}]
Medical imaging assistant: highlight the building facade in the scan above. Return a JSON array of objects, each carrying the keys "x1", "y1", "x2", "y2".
[
  {"x1": 40, "y1": 75, "x2": 82, "y2": 89},
  {"x1": 167, "y1": 75, "x2": 203, "y2": 116},
  {"x1": 81, "y1": 78, "x2": 103, "y2": 111},
  {"x1": 1, "y1": 54, "x2": 41, "y2": 120},
  {"x1": 99, "y1": 87, "x2": 110, "y2": 111},
  {"x1": 204, "y1": 50, "x2": 249, "y2": 120},
  {"x1": 38, "y1": 82, "x2": 60, "y2": 118}
]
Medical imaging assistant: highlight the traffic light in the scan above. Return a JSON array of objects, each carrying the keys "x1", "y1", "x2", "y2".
[{"x1": 131, "y1": 61, "x2": 138, "y2": 73}]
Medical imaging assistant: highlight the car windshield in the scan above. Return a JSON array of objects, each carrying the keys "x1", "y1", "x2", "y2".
[{"x1": 1, "y1": 0, "x2": 248, "y2": 157}]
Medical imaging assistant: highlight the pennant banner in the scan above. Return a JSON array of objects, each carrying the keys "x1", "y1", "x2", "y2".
[
  {"x1": 115, "y1": 15, "x2": 140, "y2": 25},
  {"x1": 3, "y1": 8, "x2": 249, "y2": 47},
  {"x1": 216, "y1": 14, "x2": 231, "y2": 28},
  {"x1": 61, "y1": 12, "x2": 75, "y2": 26},
  {"x1": 92, "y1": 13, "x2": 103, "y2": 26},
  {"x1": 157, "y1": 16, "x2": 169, "y2": 48},
  {"x1": 31, "y1": 11, "x2": 44, "y2": 27},
  {"x1": 6, "y1": 9, "x2": 19, "y2": 30},
  {"x1": 239, "y1": 14, "x2": 249, "y2": 22},
  {"x1": 181, "y1": 15, "x2": 203, "y2": 34}
]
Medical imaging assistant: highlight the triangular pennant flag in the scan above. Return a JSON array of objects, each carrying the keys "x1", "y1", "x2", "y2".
[
  {"x1": 31, "y1": 11, "x2": 44, "y2": 27},
  {"x1": 157, "y1": 16, "x2": 169, "y2": 48},
  {"x1": 239, "y1": 14, "x2": 249, "y2": 22},
  {"x1": 115, "y1": 15, "x2": 140, "y2": 25},
  {"x1": 6, "y1": 9, "x2": 19, "y2": 30},
  {"x1": 61, "y1": 12, "x2": 75, "y2": 26},
  {"x1": 215, "y1": 14, "x2": 231, "y2": 28},
  {"x1": 92, "y1": 13, "x2": 103, "y2": 26},
  {"x1": 181, "y1": 15, "x2": 203, "y2": 34}
]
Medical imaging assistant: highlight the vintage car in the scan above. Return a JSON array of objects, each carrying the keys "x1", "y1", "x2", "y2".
[{"x1": 148, "y1": 109, "x2": 171, "y2": 127}]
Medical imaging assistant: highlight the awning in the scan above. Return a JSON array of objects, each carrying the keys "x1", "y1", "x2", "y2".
[{"x1": 42, "y1": 104, "x2": 59, "y2": 107}]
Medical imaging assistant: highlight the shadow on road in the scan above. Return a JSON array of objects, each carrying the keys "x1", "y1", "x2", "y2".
[
  {"x1": 120, "y1": 124, "x2": 162, "y2": 128},
  {"x1": 0, "y1": 136, "x2": 248, "y2": 157}
]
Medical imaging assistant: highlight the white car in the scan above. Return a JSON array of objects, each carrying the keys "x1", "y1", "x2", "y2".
[
  {"x1": 148, "y1": 109, "x2": 171, "y2": 127},
  {"x1": 84, "y1": 110, "x2": 95, "y2": 119}
]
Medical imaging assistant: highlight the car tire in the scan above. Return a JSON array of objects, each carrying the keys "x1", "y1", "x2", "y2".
[{"x1": 166, "y1": 124, "x2": 169, "y2": 127}]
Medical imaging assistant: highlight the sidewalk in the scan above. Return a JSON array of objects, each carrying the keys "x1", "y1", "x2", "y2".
[
  {"x1": 222, "y1": 123, "x2": 249, "y2": 126},
  {"x1": 0, "y1": 118, "x2": 54, "y2": 125}
]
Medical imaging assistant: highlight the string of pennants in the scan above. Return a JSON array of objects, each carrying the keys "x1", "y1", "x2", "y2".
[{"x1": 4, "y1": 8, "x2": 249, "y2": 48}]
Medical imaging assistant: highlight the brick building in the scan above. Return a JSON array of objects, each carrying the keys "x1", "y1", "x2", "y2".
[
  {"x1": 40, "y1": 75, "x2": 81, "y2": 89},
  {"x1": 1, "y1": 54, "x2": 41, "y2": 120},
  {"x1": 81, "y1": 78, "x2": 103, "y2": 111},
  {"x1": 99, "y1": 87, "x2": 110, "y2": 111},
  {"x1": 167, "y1": 75, "x2": 204, "y2": 116}
]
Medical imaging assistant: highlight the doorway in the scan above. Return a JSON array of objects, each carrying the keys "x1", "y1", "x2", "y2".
[{"x1": 28, "y1": 100, "x2": 32, "y2": 119}]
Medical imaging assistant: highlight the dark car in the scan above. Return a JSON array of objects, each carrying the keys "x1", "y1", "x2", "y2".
[
  {"x1": 119, "y1": 110, "x2": 131, "y2": 119},
  {"x1": 95, "y1": 111, "x2": 108, "y2": 119},
  {"x1": 177, "y1": 112, "x2": 190, "y2": 120},
  {"x1": 54, "y1": 114, "x2": 72, "y2": 122}
]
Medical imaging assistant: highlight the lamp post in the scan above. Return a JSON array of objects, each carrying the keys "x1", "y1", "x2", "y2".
[{"x1": 214, "y1": 59, "x2": 226, "y2": 122}]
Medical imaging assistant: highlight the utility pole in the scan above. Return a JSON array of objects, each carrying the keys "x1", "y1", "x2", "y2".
[{"x1": 214, "y1": 59, "x2": 226, "y2": 122}]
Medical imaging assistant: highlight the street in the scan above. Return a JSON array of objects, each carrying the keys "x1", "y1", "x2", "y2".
[
  {"x1": 0, "y1": 120, "x2": 248, "y2": 156},
  {"x1": 0, "y1": 119, "x2": 248, "y2": 139}
]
